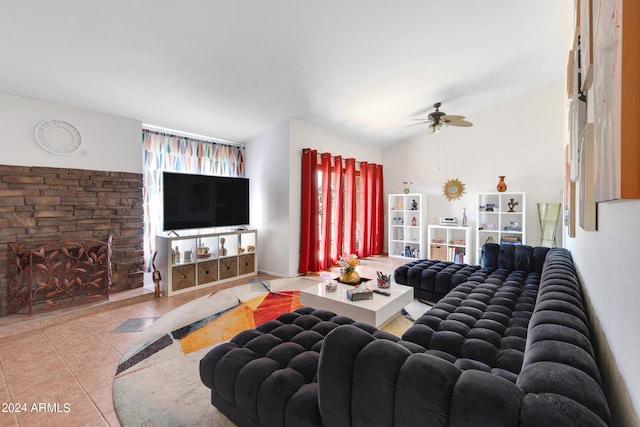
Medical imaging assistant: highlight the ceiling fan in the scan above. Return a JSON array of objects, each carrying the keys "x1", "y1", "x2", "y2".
[{"x1": 410, "y1": 102, "x2": 473, "y2": 134}]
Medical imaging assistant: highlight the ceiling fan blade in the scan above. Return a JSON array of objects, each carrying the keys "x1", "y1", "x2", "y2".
[
  {"x1": 404, "y1": 121, "x2": 430, "y2": 128},
  {"x1": 446, "y1": 119, "x2": 473, "y2": 127},
  {"x1": 442, "y1": 115, "x2": 466, "y2": 121}
]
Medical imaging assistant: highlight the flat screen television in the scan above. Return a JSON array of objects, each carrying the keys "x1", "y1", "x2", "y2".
[{"x1": 162, "y1": 172, "x2": 249, "y2": 231}]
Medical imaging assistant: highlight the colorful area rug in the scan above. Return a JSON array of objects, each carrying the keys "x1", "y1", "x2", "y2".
[{"x1": 113, "y1": 277, "x2": 426, "y2": 426}]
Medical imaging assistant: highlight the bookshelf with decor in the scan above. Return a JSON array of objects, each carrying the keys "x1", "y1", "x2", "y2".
[
  {"x1": 156, "y1": 228, "x2": 257, "y2": 296},
  {"x1": 428, "y1": 225, "x2": 473, "y2": 264},
  {"x1": 388, "y1": 193, "x2": 427, "y2": 259},
  {"x1": 476, "y1": 192, "x2": 526, "y2": 262}
]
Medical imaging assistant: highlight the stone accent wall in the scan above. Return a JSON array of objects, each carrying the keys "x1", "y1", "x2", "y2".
[{"x1": 0, "y1": 165, "x2": 144, "y2": 316}]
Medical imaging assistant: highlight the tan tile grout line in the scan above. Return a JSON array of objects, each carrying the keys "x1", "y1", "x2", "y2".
[
  {"x1": 0, "y1": 360, "x2": 20, "y2": 426},
  {"x1": 40, "y1": 325, "x2": 110, "y2": 427}
]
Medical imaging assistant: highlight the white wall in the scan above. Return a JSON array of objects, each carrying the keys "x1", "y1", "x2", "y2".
[
  {"x1": 0, "y1": 92, "x2": 141, "y2": 173},
  {"x1": 383, "y1": 81, "x2": 566, "y2": 262},
  {"x1": 245, "y1": 121, "x2": 291, "y2": 276},
  {"x1": 564, "y1": 184, "x2": 640, "y2": 425}
]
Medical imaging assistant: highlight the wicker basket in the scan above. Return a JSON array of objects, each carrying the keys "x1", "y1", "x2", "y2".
[
  {"x1": 172, "y1": 264, "x2": 196, "y2": 292},
  {"x1": 430, "y1": 244, "x2": 447, "y2": 261}
]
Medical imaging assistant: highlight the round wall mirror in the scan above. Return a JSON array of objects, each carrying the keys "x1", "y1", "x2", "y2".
[{"x1": 443, "y1": 179, "x2": 465, "y2": 201}]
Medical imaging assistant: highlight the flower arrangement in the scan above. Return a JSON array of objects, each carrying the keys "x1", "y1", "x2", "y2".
[{"x1": 337, "y1": 254, "x2": 360, "y2": 273}]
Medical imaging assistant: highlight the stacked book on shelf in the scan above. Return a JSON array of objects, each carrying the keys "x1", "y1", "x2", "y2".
[
  {"x1": 448, "y1": 247, "x2": 466, "y2": 264},
  {"x1": 404, "y1": 246, "x2": 420, "y2": 258},
  {"x1": 501, "y1": 236, "x2": 522, "y2": 245}
]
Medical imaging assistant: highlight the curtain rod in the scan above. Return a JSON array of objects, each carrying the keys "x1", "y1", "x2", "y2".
[
  {"x1": 143, "y1": 124, "x2": 244, "y2": 148},
  {"x1": 304, "y1": 148, "x2": 380, "y2": 166}
]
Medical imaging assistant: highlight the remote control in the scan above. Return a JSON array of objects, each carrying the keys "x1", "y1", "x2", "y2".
[{"x1": 372, "y1": 289, "x2": 390, "y2": 296}]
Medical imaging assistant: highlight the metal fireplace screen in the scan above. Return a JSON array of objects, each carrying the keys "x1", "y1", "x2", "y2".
[{"x1": 6, "y1": 237, "x2": 112, "y2": 315}]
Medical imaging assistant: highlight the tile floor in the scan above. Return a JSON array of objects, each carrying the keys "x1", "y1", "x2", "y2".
[{"x1": 0, "y1": 255, "x2": 407, "y2": 427}]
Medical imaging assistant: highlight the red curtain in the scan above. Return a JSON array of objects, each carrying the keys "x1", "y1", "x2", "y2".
[
  {"x1": 356, "y1": 162, "x2": 384, "y2": 257},
  {"x1": 299, "y1": 149, "x2": 384, "y2": 274},
  {"x1": 319, "y1": 153, "x2": 332, "y2": 270},
  {"x1": 299, "y1": 149, "x2": 319, "y2": 274},
  {"x1": 358, "y1": 162, "x2": 370, "y2": 258},
  {"x1": 373, "y1": 164, "x2": 384, "y2": 254},
  {"x1": 333, "y1": 155, "x2": 344, "y2": 263},
  {"x1": 344, "y1": 158, "x2": 357, "y2": 255}
]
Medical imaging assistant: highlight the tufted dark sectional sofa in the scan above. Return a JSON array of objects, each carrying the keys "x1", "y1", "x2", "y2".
[
  {"x1": 392, "y1": 242, "x2": 549, "y2": 303},
  {"x1": 393, "y1": 258, "x2": 484, "y2": 302},
  {"x1": 199, "y1": 245, "x2": 611, "y2": 426}
]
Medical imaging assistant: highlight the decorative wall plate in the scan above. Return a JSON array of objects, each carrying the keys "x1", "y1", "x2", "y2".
[
  {"x1": 443, "y1": 178, "x2": 465, "y2": 201},
  {"x1": 35, "y1": 119, "x2": 82, "y2": 154}
]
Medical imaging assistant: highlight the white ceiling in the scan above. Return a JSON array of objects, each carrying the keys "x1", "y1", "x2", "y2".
[{"x1": 0, "y1": 1, "x2": 573, "y2": 146}]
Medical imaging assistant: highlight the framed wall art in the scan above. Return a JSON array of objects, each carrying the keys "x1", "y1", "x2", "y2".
[
  {"x1": 564, "y1": 145, "x2": 576, "y2": 237},
  {"x1": 579, "y1": 124, "x2": 597, "y2": 231},
  {"x1": 579, "y1": 0, "x2": 593, "y2": 91},
  {"x1": 592, "y1": 0, "x2": 640, "y2": 201}
]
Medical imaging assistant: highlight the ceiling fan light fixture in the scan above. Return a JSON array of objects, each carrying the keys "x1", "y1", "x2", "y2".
[{"x1": 428, "y1": 122, "x2": 443, "y2": 134}]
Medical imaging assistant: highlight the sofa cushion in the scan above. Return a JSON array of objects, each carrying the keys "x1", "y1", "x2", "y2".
[{"x1": 402, "y1": 267, "x2": 540, "y2": 376}]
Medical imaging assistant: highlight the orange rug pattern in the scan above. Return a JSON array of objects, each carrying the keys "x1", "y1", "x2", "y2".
[
  {"x1": 179, "y1": 291, "x2": 302, "y2": 354},
  {"x1": 116, "y1": 290, "x2": 302, "y2": 375}
]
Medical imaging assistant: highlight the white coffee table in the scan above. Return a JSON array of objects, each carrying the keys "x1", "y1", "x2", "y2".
[{"x1": 299, "y1": 281, "x2": 414, "y2": 328}]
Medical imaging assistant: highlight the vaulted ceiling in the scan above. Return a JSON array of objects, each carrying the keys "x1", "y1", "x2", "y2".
[{"x1": 0, "y1": 1, "x2": 572, "y2": 145}]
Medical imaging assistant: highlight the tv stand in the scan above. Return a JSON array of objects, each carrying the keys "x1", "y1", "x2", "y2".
[{"x1": 156, "y1": 228, "x2": 257, "y2": 296}]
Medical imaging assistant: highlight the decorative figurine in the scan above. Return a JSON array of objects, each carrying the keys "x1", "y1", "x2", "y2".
[
  {"x1": 151, "y1": 251, "x2": 162, "y2": 298},
  {"x1": 508, "y1": 198, "x2": 519, "y2": 212},
  {"x1": 220, "y1": 237, "x2": 227, "y2": 256},
  {"x1": 411, "y1": 199, "x2": 418, "y2": 210},
  {"x1": 462, "y1": 207, "x2": 468, "y2": 226}
]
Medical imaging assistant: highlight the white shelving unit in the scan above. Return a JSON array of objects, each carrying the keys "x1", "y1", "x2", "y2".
[
  {"x1": 428, "y1": 225, "x2": 473, "y2": 264},
  {"x1": 476, "y1": 192, "x2": 526, "y2": 261},
  {"x1": 156, "y1": 228, "x2": 257, "y2": 296},
  {"x1": 388, "y1": 193, "x2": 427, "y2": 259}
]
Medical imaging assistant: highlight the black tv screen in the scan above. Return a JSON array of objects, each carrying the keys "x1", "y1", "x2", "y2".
[{"x1": 162, "y1": 172, "x2": 249, "y2": 231}]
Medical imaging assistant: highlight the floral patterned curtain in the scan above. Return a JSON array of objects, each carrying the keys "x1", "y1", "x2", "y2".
[{"x1": 142, "y1": 129, "x2": 245, "y2": 270}]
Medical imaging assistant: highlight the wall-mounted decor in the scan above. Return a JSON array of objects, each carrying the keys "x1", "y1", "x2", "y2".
[
  {"x1": 566, "y1": 50, "x2": 575, "y2": 99},
  {"x1": 570, "y1": 99, "x2": 587, "y2": 182},
  {"x1": 592, "y1": 0, "x2": 640, "y2": 201},
  {"x1": 579, "y1": 0, "x2": 593, "y2": 91},
  {"x1": 564, "y1": 145, "x2": 576, "y2": 238},
  {"x1": 35, "y1": 119, "x2": 82, "y2": 155},
  {"x1": 579, "y1": 124, "x2": 597, "y2": 231},
  {"x1": 443, "y1": 179, "x2": 465, "y2": 201}
]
